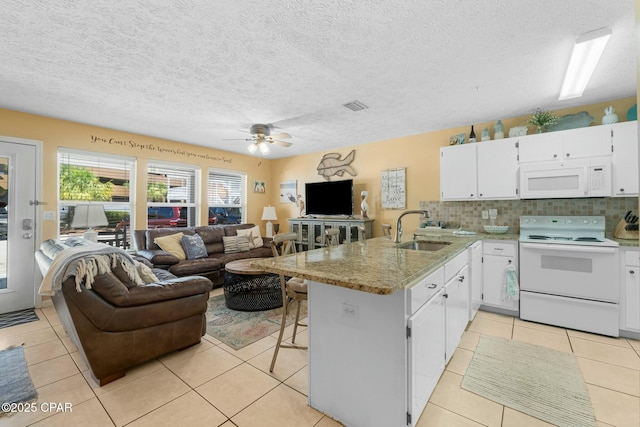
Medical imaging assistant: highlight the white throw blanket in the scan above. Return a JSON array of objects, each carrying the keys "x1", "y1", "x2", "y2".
[{"x1": 39, "y1": 244, "x2": 147, "y2": 296}]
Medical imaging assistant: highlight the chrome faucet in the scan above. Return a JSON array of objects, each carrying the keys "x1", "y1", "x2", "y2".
[{"x1": 394, "y1": 210, "x2": 430, "y2": 243}]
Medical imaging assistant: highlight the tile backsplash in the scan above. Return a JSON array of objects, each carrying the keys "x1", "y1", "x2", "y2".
[{"x1": 419, "y1": 198, "x2": 638, "y2": 236}]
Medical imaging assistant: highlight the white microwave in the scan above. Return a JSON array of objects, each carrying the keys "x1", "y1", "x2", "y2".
[{"x1": 519, "y1": 157, "x2": 611, "y2": 199}]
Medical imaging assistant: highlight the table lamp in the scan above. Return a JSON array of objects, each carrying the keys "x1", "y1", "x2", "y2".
[
  {"x1": 71, "y1": 204, "x2": 108, "y2": 242},
  {"x1": 261, "y1": 206, "x2": 277, "y2": 238}
]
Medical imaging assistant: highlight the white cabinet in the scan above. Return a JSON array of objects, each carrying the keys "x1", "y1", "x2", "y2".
[
  {"x1": 445, "y1": 264, "x2": 469, "y2": 363},
  {"x1": 440, "y1": 140, "x2": 518, "y2": 201},
  {"x1": 440, "y1": 144, "x2": 477, "y2": 200},
  {"x1": 611, "y1": 121, "x2": 639, "y2": 196},
  {"x1": 519, "y1": 126, "x2": 610, "y2": 163},
  {"x1": 408, "y1": 289, "x2": 445, "y2": 424},
  {"x1": 482, "y1": 240, "x2": 519, "y2": 313},
  {"x1": 469, "y1": 241, "x2": 482, "y2": 320},
  {"x1": 477, "y1": 138, "x2": 519, "y2": 199},
  {"x1": 621, "y1": 248, "x2": 640, "y2": 333}
]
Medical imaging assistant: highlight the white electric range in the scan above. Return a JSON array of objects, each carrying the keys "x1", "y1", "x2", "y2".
[{"x1": 519, "y1": 216, "x2": 620, "y2": 336}]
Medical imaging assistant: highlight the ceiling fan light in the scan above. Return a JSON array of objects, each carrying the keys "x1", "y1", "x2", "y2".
[
  {"x1": 258, "y1": 141, "x2": 270, "y2": 155},
  {"x1": 247, "y1": 143, "x2": 258, "y2": 154}
]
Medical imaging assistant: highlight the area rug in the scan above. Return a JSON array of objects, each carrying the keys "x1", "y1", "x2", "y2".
[
  {"x1": 461, "y1": 335, "x2": 596, "y2": 427},
  {"x1": 0, "y1": 346, "x2": 37, "y2": 416},
  {"x1": 0, "y1": 308, "x2": 39, "y2": 330},
  {"x1": 206, "y1": 294, "x2": 307, "y2": 350}
]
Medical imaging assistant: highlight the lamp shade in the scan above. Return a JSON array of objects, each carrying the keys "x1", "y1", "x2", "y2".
[
  {"x1": 71, "y1": 204, "x2": 108, "y2": 228},
  {"x1": 261, "y1": 206, "x2": 277, "y2": 221}
]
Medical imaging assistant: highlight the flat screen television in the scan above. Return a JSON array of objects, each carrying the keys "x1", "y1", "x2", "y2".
[{"x1": 305, "y1": 179, "x2": 353, "y2": 216}]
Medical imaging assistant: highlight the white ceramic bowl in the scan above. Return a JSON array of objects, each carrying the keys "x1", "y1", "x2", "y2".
[{"x1": 483, "y1": 225, "x2": 509, "y2": 234}]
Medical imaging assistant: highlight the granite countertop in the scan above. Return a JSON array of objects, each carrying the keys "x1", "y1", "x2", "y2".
[
  {"x1": 252, "y1": 232, "x2": 520, "y2": 295},
  {"x1": 253, "y1": 231, "x2": 638, "y2": 295}
]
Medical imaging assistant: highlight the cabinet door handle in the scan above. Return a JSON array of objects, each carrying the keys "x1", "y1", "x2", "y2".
[
  {"x1": 470, "y1": 194, "x2": 474, "y2": 197},
  {"x1": 443, "y1": 293, "x2": 449, "y2": 299},
  {"x1": 566, "y1": 153, "x2": 570, "y2": 157},
  {"x1": 620, "y1": 188, "x2": 625, "y2": 192},
  {"x1": 458, "y1": 275, "x2": 464, "y2": 282},
  {"x1": 427, "y1": 284, "x2": 437, "y2": 289},
  {"x1": 479, "y1": 193, "x2": 483, "y2": 197},
  {"x1": 630, "y1": 270, "x2": 635, "y2": 275},
  {"x1": 553, "y1": 154, "x2": 558, "y2": 158}
]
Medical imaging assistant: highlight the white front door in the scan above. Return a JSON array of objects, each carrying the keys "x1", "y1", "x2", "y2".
[{"x1": 0, "y1": 139, "x2": 38, "y2": 314}]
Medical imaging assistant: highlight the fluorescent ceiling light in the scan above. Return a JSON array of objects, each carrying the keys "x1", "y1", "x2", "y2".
[{"x1": 559, "y1": 27, "x2": 611, "y2": 100}]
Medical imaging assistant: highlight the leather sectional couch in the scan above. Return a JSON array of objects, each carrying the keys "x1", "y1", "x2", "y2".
[
  {"x1": 36, "y1": 238, "x2": 213, "y2": 386},
  {"x1": 132, "y1": 224, "x2": 273, "y2": 286}
]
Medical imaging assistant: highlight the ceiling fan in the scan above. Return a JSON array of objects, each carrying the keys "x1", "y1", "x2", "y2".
[{"x1": 224, "y1": 124, "x2": 292, "y2": 155}]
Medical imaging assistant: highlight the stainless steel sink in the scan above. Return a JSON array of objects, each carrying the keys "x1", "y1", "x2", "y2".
[{"x1": 397, "y1": 240, "x2": 451, "y2": 251}]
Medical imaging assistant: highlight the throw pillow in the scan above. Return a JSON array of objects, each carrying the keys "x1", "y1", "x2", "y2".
[
  {"x1": 222, "y1": 235, "x2": 251, "y2": 254},
  {"x1": 181, "y1": 234, "x2": 208, "y2": 260},
  {"x1": 236, "y1": 225, "x2": 264, "y2": 249},
  {"x1": 135, "y1": 260, "x2": 159, "y2": 284},
  {"x1": 154, "y1": 232, "x2": 186, "y2": 260}
]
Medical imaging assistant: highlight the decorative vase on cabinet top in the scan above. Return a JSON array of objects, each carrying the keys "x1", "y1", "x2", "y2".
[
  {"x1": 602, "y1": 106, "x2": 619, "y2": 125},
  {"x1": 494, "y1": 120, "x2": 504, "y2": 139}
]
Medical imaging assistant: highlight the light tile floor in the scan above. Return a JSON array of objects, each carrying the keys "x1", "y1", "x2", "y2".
[{"x1": 0, "y1": 296, "x2": 638, "y2": 427}]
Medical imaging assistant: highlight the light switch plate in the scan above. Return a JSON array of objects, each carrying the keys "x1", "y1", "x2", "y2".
[{"x1": 482, "y1": 211, "x2": 489, "y2": 219}]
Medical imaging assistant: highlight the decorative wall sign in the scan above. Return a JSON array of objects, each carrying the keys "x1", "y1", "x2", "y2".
[
  {"x1": 89, "y1": 134, "x2": 233, "y2": 164},
  {"x1": 253, "y1": 180, "x2": 266, "y2": 193},
  {"x1": 280, "y1": 180, "x2": 297, "y2": 203},
  {"x1": 381, "y1": 168, "x2": 406, "y2": 209},
  {"x1": 317, "y1": 149, "x2": 356, "y2": 180}
]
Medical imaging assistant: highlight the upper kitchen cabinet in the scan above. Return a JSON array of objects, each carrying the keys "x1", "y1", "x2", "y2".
[
  {"x1": 476, "y1": 138, "x2": 519, "y2": 199},
  {"x1": 519, "y1": 125, "x2": 610, "y2": 163},
  {"x1": 440, "y1": 139, "x2": 518, "y2": 201},
  {"x1": 611, "y1": 121, "x2": 638, "y2": 197},
  {"x1": 440, "y1": 144, "x2": 477, "y2": 200}
]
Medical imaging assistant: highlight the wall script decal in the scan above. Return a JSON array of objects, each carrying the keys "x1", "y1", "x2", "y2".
[{"x1": 89, "y1": 134, "x2": 233, "y2": 163}]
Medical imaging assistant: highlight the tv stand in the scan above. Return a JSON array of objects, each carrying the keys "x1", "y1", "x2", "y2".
[{"x1": 288, "y1": 218, "x2": 374, "y2": 251}]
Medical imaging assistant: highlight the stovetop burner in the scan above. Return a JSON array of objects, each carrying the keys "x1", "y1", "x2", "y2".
[{"x1": 519, "y1": 216, "x2": 617, "y2": 247}]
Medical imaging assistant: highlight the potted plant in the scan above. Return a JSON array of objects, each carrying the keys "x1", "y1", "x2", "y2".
[{"x1": 527, "y1": 109, "x2": 559, "y2": 133}]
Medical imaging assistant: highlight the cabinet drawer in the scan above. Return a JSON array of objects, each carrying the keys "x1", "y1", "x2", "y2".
[
  {"x1": 444, "y1": 251, "x2": 468, "y2": 282},
  {"x1": 483, "y1": 241, "x2": 516, "y2": 257},
  {"x1": 625, "y1": 249, "x2": 640, "y2": 267},
  {"x1": 408, "y1": 267, "x2": 444, "y2": 315}
]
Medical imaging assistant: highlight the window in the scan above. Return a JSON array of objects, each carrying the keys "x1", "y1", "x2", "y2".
[
  {"x1": 58, "y1": 149, "x2": 134, "y2": 247},
  {"x1": 147, "y1": 161, "x2": 199, "y2": 228},
  {"x1": 208, "y1": 169, "x2": 245, "y2": 225}
]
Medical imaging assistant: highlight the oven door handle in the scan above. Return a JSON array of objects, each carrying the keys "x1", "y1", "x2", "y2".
[{"x1": 520, "y1": 242, "x2": 617, "y2": 254}]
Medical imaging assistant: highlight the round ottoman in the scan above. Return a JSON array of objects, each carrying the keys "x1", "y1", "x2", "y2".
[{"x1": 223, "y1": 258, "x2": 282, "y2": 311}]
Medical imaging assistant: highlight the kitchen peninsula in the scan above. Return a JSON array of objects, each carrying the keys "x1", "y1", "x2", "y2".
[{"x1": 253, "y1": 233, "x2": 481, "y2": 427}]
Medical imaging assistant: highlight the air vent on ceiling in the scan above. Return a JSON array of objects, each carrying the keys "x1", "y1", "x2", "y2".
[{"x1": 343, "y1": 100, "x2": 369, "y2": 112}]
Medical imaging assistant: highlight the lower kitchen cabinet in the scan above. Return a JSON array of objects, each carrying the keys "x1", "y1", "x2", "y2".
[
  {"x1": 445, "y1": 264, "x2": 469, "y2": 363},
  {"x1": 469, "y1": 241, "x2": 482, "y2": 320},
  {"x1": 408, "y1": 288, "x2": 445, "y2": 422},
  {"x1": 482, "y1": 240, "x2": 519, "y2": 314},
  {"x1": 307, "y1": 250, "x2": 470, "y2": 427},
  {"x1": 621, "y1": 248, "x2": 640, "y2": 333}
]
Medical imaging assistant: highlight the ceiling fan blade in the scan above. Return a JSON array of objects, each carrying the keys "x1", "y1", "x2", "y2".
[
  {"x1": 269, "y1": 133, "x2": 291, "y2": 139},
  {"x1": 272, "y1": 139, "x2": 293, "y2": 147},
  {"x1": 222, "y1": 138, "x2": 253, "y2": 141}
]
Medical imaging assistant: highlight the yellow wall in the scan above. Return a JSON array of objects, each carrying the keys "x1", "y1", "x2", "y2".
[
  {"x1": 271, "y1": 97, "x2": 637, "y2": 236},
  {"x1": 0, "y1": 96, "x2": 636, "y2": 242},
  {"x1": 0, "y1": 108, "x2": 273, "y2": 240}
]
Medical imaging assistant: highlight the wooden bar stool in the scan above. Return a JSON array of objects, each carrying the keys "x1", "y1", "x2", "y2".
[
  {"x1": 382, "y1": 223, "x2": 392, "y2": 237},
  {"x1": 325, "y1": 228, "x2": 340, "y2": 246},
  {"x1": 269, "y1": 232, "x2": 307, "y2": 372}
]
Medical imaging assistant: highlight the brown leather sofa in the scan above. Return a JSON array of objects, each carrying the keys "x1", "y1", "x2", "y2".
[
  {"x1": 36, "y1": 239, "x2": 212, "y2": 386},
  {"x1": 132, "y1": 224, "x2": 273, "y2": 286}
]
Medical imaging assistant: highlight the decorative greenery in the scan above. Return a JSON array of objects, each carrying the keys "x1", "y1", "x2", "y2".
[
  {"x1": 59, "y1": 165, "x2": 113, "y2": 201},
  {"x1": 527, "y1": 109, "x2": 559, "y2": 132}
]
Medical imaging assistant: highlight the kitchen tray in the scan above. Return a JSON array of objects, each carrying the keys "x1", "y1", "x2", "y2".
[{"x1": 483, "y1": 225, "x2": 509, "y2": 234}]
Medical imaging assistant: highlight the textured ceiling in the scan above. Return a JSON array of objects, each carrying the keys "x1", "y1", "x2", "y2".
[{"x1": 0, "y1": 1, "x2": 636, "y2": 158}]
